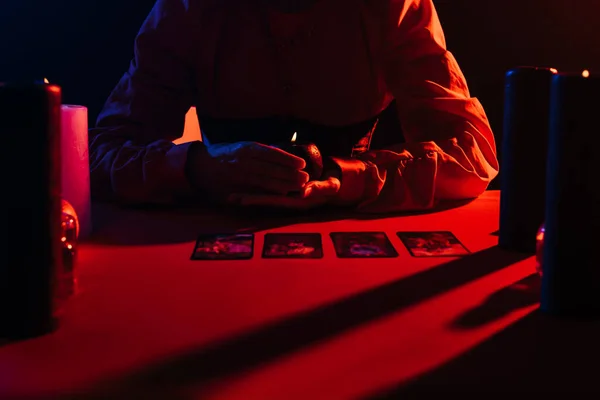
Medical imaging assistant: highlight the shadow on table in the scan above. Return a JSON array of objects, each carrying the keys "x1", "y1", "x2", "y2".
[
  {"x1": 89, "y1": 198, "x2": 475, "y2": 246},
  {"x1": 370, "y1": 308, "x2": 600, "y2": 396},
  {"x1": 84, "y1": 245, "x2": 530, "y2": 398},
  {"x1": 451, "y1": 273, "x2": 541, "y2": 329}
]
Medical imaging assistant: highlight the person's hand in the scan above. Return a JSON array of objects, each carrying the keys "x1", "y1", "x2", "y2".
[
  {"x1": 186, "y1": 141, "x2": 309, "y2": 201},
  {"x1": 228, "y1": 175, "x2": 341, "y2": 210}
]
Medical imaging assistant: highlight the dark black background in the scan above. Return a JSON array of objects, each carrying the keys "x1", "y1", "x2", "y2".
[{"x1": 1, "y1": 0, "x2": 598, "y2": 158}]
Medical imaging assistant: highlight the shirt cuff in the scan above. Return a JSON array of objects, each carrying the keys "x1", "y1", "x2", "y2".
[
  {"x1": 330, "y1": 157, "x2": 368, "y2": 205},
  {"x1": 164, "y1": 141, "x2": 197, "y2": 198}
]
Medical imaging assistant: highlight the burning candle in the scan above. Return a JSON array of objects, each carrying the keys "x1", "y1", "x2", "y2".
[{"x1": 277, "y1": 132, "x2": 323, "y2": 181}]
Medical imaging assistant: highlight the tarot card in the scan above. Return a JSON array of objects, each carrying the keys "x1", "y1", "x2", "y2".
[
  {"x1": 262, "y1": 233, "x2": 323, "y2": 258},
  {"x1": 191, "y1": 233, "x2": 254, "y2": 260},
  {"x1": 330, "y1": 232, "x2": 398, "y2": 258},
  {"x1": 397, "y1": 231, "x2": 470, "y2": 257}
]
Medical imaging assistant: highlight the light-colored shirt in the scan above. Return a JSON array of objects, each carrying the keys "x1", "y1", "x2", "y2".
[{"x1": 90, "y1": 0, "x2": 499, "y2": 212}]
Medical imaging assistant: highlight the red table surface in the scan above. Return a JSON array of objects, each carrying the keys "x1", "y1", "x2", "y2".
[{"x1": 1, "y1": 190, "x2": 599, "y2": 399}]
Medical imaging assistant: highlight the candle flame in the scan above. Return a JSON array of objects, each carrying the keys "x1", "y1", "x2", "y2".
[
  {"x1": 291, "y1": 132, "x2": 297, "y2": 143},
  {"x1": 582, "y1": 70, "x2": 590, "y2": 78},
  {"x1": 43, "y1": 77, "x2": 49, "y2": 84},
  {"x1": 549, "y1": 68, "x2": 558, "y2": 74},
  {"x1": 536, "y1": 230, "x2": 544, "y2": 242}
]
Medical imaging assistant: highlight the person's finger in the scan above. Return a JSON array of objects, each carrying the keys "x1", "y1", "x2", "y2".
[
  {"x1": 240, "y1": 142, "x2": 306, "y2": 169},
  {"x1": 237, "y1": 172, "x2": 303, "y2": 195},
  {"x1": 301, "y1": 186, "x2": 313, "y2": 199},
  {"x1": 300, "y1": 178, "x2": 340, "y2": 198},
  {"x1": 359, "y1": 149, "x2": 408, "y2": 166},
  {"x1": 319, "y1": 178, "x2": 341, "y2": 196},
  {"x1": 243, "y1": 159, "x2": 309, "y2": 187}
]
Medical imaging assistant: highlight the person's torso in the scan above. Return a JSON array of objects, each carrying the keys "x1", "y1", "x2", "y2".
[{"x1": 190, "y1": 0, "x2": 401, "y2": 155}]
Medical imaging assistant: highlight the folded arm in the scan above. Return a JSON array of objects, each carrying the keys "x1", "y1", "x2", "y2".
[
  {"x1": 89, "y1": 0, "x2": 199, "y2": 204},
  {"x1": 331, "y1": 0, "x2": 498, "y2": 213}
]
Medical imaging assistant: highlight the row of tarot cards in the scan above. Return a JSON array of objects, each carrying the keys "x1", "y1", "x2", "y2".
[{"x1": 191, "y1": 231, "x2": 470, "y2": 260}]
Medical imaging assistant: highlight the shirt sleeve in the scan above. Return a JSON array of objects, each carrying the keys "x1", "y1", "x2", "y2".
[
  {"x1": 89, "y1": 0, "x2": 200, "y2": 204},
  {"x1": 331, "y1": 0, "x2": 499, "y2": 213}
]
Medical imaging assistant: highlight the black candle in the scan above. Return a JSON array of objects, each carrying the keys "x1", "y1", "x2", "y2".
[
  {"x1": 541, "y1": 70, "x2": 600, "y2": 317},
  {"x1": 277, "y1": 132, "x2": 323, "y2": 181},
  {"x1": 0, "y1": 82, "x2": 62, "y2": 340},
  {"x1": 499, "y1": 66, "x2": 558, "y2": 253}
]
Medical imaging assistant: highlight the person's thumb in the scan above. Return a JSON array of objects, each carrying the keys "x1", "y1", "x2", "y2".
[{"x1": 303, "y1": 179, "x2": 339, "y2": 198}]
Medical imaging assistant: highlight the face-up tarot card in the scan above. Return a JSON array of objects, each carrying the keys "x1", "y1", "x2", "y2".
[
  {"x1": 191, "y1": 233, "x2": 254, "y2": 260},
  {"x1": 330, "y1": 232, "x2": 398, "y2": 258},
  {"x1": 397, "y1": 231, "x2": 470, "y2": 257},
  {"x1": 262, "y1": 233, "x2": 323, "y2": 258}
]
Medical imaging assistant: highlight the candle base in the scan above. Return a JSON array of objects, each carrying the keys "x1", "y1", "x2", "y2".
[{"x1": 277, "y1": 142, "x2": 323, "y2": 181}]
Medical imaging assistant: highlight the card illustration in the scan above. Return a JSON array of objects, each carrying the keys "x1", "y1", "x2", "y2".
[
  {"x1": 330, "y1": 232, "x2": 398, "y2": 258},
  {"x1": 262, "y1": 233, "x2": 323, "y2": 258},
  {"x1": 397, "y1": 231, "x2": 470, "y2": 257},
  {"x1": 191, "y1": 233, "x2": 254, "y2": 260}
]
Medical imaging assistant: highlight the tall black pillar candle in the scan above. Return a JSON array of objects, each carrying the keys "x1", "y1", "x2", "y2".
[
  {"x1": 499, "y1": 66, "x2": 558, "y2": 253},
  {"x1": 541, "y1": 71, "x2": 600, "y2": 317},
  {"x1": 0, "y1": 82, "x2": 62, "y2": 339}
]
